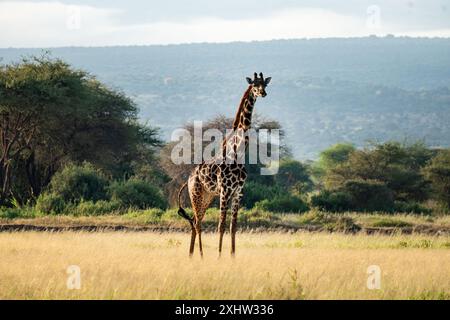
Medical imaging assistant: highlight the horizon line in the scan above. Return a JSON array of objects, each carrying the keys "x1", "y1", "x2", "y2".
[{"x1": 2, "y1": 35, "x2": 450, "y2": 50}]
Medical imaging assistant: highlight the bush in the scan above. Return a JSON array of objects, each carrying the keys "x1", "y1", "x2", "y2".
[
  {"x1": 0, "y1": 207, "x2": 38, "y2": 219},
  {"x1": 423, "y1": 149, "x2": 450, "y2": 208},
  {"x1": 240, "y1": 209, "x2": 280, "y2": 222},
  {"x1": 109, "y1": 179, "x2": 167, "y2": 210},
  {"x1": 48, "y1": 163, "x2": 108, "y2": 204},
  {"x1": 342, "y1": 179, "x2": 395, "y2": 212},
  {"x1": 124, "y1": 208, "x2": 165, "y2": 223},
  {"x1": 255, "y1": 195, "x2": 309, "y2": 213},
  {"x1": 298, "y1": 210, "x2": 334, "y2": 226},
  {"x1": 0, "y1": 208, "x2": 21, "y2": 219},
  {"x1": 236, "y1": 209, "x2": 280, "y2": 228},
  {"x1": 35, "y1": 193, "x2": 66, "y2": 214},
  {"x1": 73, "y1": 200, "x2": 122, "y2": 216},
  {"x1": 298, "y1": 210, "x2": 360, "y2": 232},
  {"x1": 394, "y1": 201, "x2": 432, "y2": 214},
  {"x1": 241, "y1": 181, "x2": 283, "y2": 209},
  {"x1": 332, "y1": 216, "x2": 361, "y2": 233},
  {"x1": 161, "y1": 208, "x2": 187, "y2": 222},
  {"x1": 370, "y1": 218, "x2": 412, "y2": 228},
  {"x1": 311, "y1": 179, "x2": 395, "y2": 213},
  {"x1": 310, "y1": 190, "x2": 353, "y2": 212}
]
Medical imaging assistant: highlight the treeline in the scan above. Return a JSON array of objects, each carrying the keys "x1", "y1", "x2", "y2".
[
  {"x1": 0, "y1": 57, "x2": 449, "y2": 216},
  {"x1": 310, "y1": 142, "x2": 449, "y2": 213}
]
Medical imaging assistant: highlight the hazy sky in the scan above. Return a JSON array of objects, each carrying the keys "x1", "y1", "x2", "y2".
[{"x1": 1, "y1": 0, "x2": 450, "y2": 47}]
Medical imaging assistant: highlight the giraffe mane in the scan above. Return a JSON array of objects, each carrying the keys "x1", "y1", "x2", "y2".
[
  {"x1": 232, "y1": 85, "x2": 252, "y2": 130},
  {"x1": 220, "y1": 85, "x2": 252, "y2": 157}
]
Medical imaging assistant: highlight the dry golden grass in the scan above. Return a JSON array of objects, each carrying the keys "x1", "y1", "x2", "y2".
[{"x1": 0, "y1": 231, "x2": 449, "y2": 300}]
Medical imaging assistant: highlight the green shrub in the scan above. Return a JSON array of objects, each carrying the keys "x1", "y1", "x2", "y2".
[
  {"x1": 161, "y1": 208, "x2": 187, "y2": 222},
  {"x1": 124, "y1": 208, "x2": 165, "y2": 223},
  {"x1": 109, "y1": 179, "x2": 167, "y2": 210},
  {"x1": 394, "y1": 201, "x2": 432, "y2": 214},
  {"x1": 73, "y1": 200, "x2": 122, "y2": 216},
  {"x1": 240, "y1": 209, "x2": 280, "y2": 223},
  {"x1": 298, "y1": 210, "x2": 334, "y2": 226},
  {"x1": 35, "y1": 193, "x2": 66, "y2": 214},
  {"x1": 0, "y1": 207, "x2": 38, "y2": 219},
  {"x1": 0, "y1": 208, "x2": 21, "y2": 219},
  {"x1": 332, "y1": 216, "x2": 361, "y2": 232},
  {"x1": 310, "y1": 190, "x2": 353, "y2": 212},
  {"x1": 298, "y1": 210, "x2": 360, "y2": 232},
  {"x1": 242, "y1": 181, "x2": 283, "y2": 209},
  {"x1": 48, "y1": 163, "x2": 108, "y2": 204},
  {"x1": 311, "y1": 180, "x2": 395, "y2": 213},
  {"x1": 370, "y1": 218, "x2": 412, "y2": 228},
  {"x1": 143, "y1": 208, "x2": 165, "y2": 220},
  {"x1": 342, "y1": 179, "x2": 395, "y2": 212},
  {"x1": 255, "y1": 195, "x2": 308, "y2": 213}
]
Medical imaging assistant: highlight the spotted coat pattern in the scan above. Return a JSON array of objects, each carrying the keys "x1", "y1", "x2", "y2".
[{"x1": 178, "y1": 73, "x2": 271, "y2": 257}]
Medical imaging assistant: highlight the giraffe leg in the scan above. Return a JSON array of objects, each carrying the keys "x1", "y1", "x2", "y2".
[
  {"x1": 188, "y1": 176, "x2": 206, "y2": 258},
  {"x1": 230, "y1": 187, "x2": 243, "y2": 256},
  {"x1": 189, "y1": 224, "x2": 196, "y2": 257},
  {"x1": 196, "y1": 194, "x2": 213, "y2": 258},
  {"x1": 218, "y1": 213, "x2": 226, "y2": 257},
  {"x1": 218, "y1": 190, "x2": 230, "y2": 257},
  {"x1": 196, "y1": 219, "x2": 204, "y2": 258}
]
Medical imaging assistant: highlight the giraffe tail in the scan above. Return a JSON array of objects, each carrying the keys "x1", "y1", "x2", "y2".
[{"x1": 177, "y1": 181, "x2": 193, "y2": 228}]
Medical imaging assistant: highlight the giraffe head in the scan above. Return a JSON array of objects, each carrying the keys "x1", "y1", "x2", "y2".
[{"x1": 246, "y1": 72, "x2": 271, "y2": 98}]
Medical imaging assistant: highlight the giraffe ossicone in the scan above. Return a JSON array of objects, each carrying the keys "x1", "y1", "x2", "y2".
[{"x1": 178, "y1": 72, "x2": 271, "y2": 257}]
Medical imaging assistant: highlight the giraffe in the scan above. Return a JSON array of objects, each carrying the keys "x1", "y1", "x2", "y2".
[{"x1": 177, "y1": 72, "x2": 271, "y2": 257}]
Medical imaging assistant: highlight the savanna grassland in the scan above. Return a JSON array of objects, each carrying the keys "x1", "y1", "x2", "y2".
[
  {"x1": 1, "y1": 50, "x2": 450, "y2": 301},
  {"x1": 0, "y1": 231, "x2": 448, "y2": 300}
]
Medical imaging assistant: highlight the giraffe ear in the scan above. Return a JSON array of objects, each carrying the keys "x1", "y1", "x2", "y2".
[
  {"x1": 246, "y1": 77, "x2": 253, "y2": 84},
  {"x1": 264, "y1": 77, "x2": 272, "y2": 85}
]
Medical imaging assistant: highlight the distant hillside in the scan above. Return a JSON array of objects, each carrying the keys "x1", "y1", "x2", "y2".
[{"x1": 2, "y1": 37, "x2": 450, "y2": 159}]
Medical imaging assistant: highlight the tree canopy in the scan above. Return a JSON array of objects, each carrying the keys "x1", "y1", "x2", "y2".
[
  {"x1": 325, "y1": 141, "x2": 432, "y2": 202},
  {"x1": 424, "y1": 149, "x2": 450, "y2": 208},
  {"x1": 0, "y1": 56, "x2": 161, "y2": 205}
]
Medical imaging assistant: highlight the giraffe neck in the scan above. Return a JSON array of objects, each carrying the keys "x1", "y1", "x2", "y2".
[
  {"x1": 221, "y1": 86, "x2": 257, "y2": 159},
  {"x1": 232, "y1": 86, "x2": 256, "y2": 131}
]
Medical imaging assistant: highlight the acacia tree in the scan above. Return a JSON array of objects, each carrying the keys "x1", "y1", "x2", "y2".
[
  {"x1": 312, "y1": 143, "x2": 355, "y2": 185},
  {"x1": 0, "y1": 56, "x2": 161, "y2": 205},
  {"x1": 276, "y1": 159, "x2": 313, "y2": 194}
]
